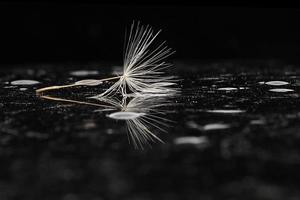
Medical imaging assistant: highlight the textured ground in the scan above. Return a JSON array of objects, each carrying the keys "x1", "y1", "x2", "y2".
[{"x1": 0, "y1": 60, "x2": 300, "y2": 200}]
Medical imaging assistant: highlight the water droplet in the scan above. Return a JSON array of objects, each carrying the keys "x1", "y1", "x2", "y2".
[
  {"x1": 187, "y1": 121, "x2": 230, "y2": 131},
  {"x1": 69, "y1": 70, "x2": 99, "y2": 76},
  {"x1": 203, "y1": 123, "x2": 230, "y2": 131},
  {"x1": 250, "y1": 119, "x2": 265, "y2": 125},
  {"x1": 217, "y1": 87, "x2": 238, "y2": 91},
  {"x1": 269, "y1": 88, "x2": 294, "y2": 93},
  {"x1": 83, "y1": 121, "x2": 97, "y2": 129},
  {"x1": 108, "y1": 111, "x2": 145, "y2": 120},
  {"x1": 74, "y1": 79, "x2": 103, "y2": 86},
  {"x1": 206, "y1": 109, "x2": 245, "y2": 114},
  {"x1": 106, "y1": 129, "x2": 114, "y2": 135},
  {"x1": 265, "y1": 81, "x2": 289, "y2": 86},
  {"x1": 200, "y1": 77, "x2": 220, "y2": 80},
  {"x1": 3, "y1": 86, "x2": 17, "y2": 89},
  {"x1": 174, "y1": 136, "x2": 209, "y2": 147},
  {"x1": 10, "y1": 80, "x2": 40, "y2": 85},
  {"x1": 186, "y1": 121, "x2": 201, "y2": 129}
]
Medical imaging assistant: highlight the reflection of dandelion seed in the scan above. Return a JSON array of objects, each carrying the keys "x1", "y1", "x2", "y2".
[{"x1": 106, "y1": 96, "x2": 174, "y2": 149}]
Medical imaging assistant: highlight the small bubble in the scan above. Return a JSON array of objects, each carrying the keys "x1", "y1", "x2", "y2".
[
  {"x1": 269, "y1": 88, "x2": 294, "y2": 93},
  {"x1": 203, "y1": 123, "x2": 230, "y2": 131},
  {"x1": 106, "y1": 129, "x2": 114, "y2": 134},
  {"x1": 10, "y1": 80, "x2": 40, "y2": 85},
  {"x1": 83, "y1": 121, "x2": 97, "y2": 129},
  {"x1": 206, "y1": 109, "x2": 245, "y2": 114},
  {"x1": 3, "y1": 86, "x2": 17, "y2": 89},
  {"x1": 239, "y1": 87, "x2": 249, "y2": 90},
  {"x1": 108, "y1": 111, "x2": 145, "y2": 120},
  {"x1": 265, "y1": 81, "x2": 289, "y2": 86},
  {"x1": 187, "y1": 121, "x2": 230, "y2": 131},
  {"x1": 217, "y1": 87, "x2": 238, "y2": 91},
  {"x1": 174, "y1": 136, "x2": 209, "y2": 146},
  {"x1": 69, "y1": 70, "x2": 99, "y2": 77},
  {"x1": 250, "y1": 119, "x2": 266, "y2": 125}
]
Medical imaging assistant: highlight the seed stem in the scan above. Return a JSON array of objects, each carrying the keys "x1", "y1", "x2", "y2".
[{"x1": 36, "y1": 76, "x2": 121, "y2": 94}]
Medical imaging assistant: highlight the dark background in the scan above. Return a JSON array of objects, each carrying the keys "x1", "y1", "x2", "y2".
[
  {"x1": 1, "y1": 2, "x2": 300, "y2": 64},
  {"x1": 2, "y1": 3, "x2": 300, "y2": 200}
]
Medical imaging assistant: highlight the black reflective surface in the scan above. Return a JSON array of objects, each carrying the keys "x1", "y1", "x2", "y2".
[{"x1": 1, "y1": 60, "x2": 300, "y2": 199}]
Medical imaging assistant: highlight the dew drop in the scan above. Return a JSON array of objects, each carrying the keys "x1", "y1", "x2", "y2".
[
  {"x1": 250, "y1": 119, "x2": 265, "y2": 125},
  {"x1": 174, "y1": 136, "x2": 209, "y2": 147},
  {"x1": 106, "y1": 129, "x2": 115, "y2": 135},
  {"x1": 265, "y1": 81, "x2": 289, "y2": 86},
  {"x1": 187, "y1": 121, "x2": 230, "y2": 131},
  {"x1": 69, "y1": 70, "x2": 99, "y2": 77},
  {"x1": 206, "y1": 109, "x2": 246, "y2": 114},
  {"x1": 108, "y1": 111, "x2": 145, "y2": 120},
  {"x1": 3, "y1": 86, "x2": 17, "y2": 89},
  {"x1": 186, "y1": 121, "x2": 201, "y2": 130},
  {"x1": 217, "y1": 87, "x2": 238, "y2": 91},
  {"x1": 10, "y1": 80, "x2": 40, "y2": 85},
  {"x1": 269, "y1": 88, "x2": 294, "y2": 93},
  {"x1": 203, "y1": 123, "x2": 230, "y2": 131}
]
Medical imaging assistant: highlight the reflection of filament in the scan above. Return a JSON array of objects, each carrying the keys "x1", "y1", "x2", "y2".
[
  {"x1": 36, "y1": 86, "x2": 175, "y2": 149},
  {"x1": 39, "y1": 95, "x2": 114, "y2": 108},
  {"x1": 105, "y1": 96, "x2": 174, "y2": 149},
  {"x1": 126, "y1": 115, "x2": 166, "y2": 149}
]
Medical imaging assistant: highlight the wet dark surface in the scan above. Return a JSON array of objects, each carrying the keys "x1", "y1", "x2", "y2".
[{"x1": 1, "y1": 60, "x2": 300, "y2": 199}]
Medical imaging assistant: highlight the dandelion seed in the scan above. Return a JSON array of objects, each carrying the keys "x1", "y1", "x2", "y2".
[
  {"x1": 93, "y1": 21, "x2": 178, "y2": 97},
  {"x1": 36, "y1": 21, "x2": 178, "y2": 98}
]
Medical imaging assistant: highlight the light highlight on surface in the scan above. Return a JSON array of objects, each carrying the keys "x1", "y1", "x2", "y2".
[
  {"x1": 108, "y1": 111, "x2": 146, "y2": 120},
  {"x1": 269, "y1": 88, "x2": 294, "y2": 93},
  {"x1": 11, "y1": 80, "x2": 40, "y2": 85},
  {"x1": 69, "y1": 70, "x2": 99, "y2": 77},
  {"x1": 206, "y1": 109, "x2": 246, "y2": 114},
  {"x1": 265, "y1": 81, "x2": 289, "y2": 86}
]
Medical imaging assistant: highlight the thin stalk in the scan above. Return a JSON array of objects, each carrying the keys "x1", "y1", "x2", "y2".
[{"x1": 36, "y1": 76, "x2": 121, "y2": 94}]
